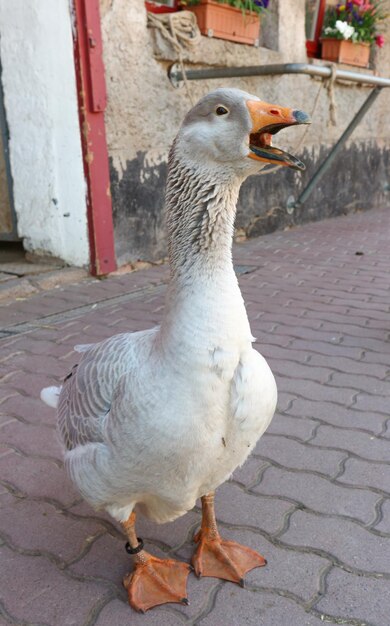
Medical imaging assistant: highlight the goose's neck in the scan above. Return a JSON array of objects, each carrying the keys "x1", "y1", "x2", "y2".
[
  {"x1": 161, "y1": 152, "x2": 252, "y2": 349},
  {"x1": 165, "y1": 154, "x2": 241, "y2": 281}
]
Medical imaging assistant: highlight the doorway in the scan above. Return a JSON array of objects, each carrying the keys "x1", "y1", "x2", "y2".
[{"x1": 0, "y1": 59, "x2": 17, "y2": 242}]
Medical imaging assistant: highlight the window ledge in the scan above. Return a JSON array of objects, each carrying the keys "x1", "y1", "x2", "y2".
[{"x1": 149, "y1": 27, "x2": 283, "y2": 67}]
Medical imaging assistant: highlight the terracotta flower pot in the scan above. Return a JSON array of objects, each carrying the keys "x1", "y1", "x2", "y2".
[
  {"x1": 187, "y1": 0, "x2": 260, "y2": 46},
  {"x1": 321, "y1": 38, "x2": 370, "y2": 68}
]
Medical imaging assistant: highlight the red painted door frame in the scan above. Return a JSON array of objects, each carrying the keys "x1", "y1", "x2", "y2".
[
  {"x1": 72, "y1": 0, "x2": 117, "y2": 275},
  {"x1": 306, "y1": 0, "x2": 326, "y2": 59}
]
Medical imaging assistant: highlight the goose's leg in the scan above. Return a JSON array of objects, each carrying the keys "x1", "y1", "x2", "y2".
[
  {"x1": 192, "y1": 493, "x2": 266, "y2": 585},
  {"x1": 122, "y1": 512, "x2": 190, "y2": 613}
]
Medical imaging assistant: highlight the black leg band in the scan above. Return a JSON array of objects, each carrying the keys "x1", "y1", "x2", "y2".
[{"x1": 125, "y1": 538, "x2": 144, "y2": 555}]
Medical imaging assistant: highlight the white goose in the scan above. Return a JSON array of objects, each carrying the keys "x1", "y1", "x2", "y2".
[{"x1": 42, "y1": 88, "x2": 310, "y2": 613}]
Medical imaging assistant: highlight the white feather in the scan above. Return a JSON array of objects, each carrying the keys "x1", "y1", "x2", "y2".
[
  {"x1": 40, "y1": 386, "x2": 62, "y2": 409},
  {"x1": 74, "y1": 343, "x2": 95, "y2": 353}
]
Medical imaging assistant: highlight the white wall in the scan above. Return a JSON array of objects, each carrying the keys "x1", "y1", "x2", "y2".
[{"x1": 0, "y1": 0, "x2": 89, "y2": 267}]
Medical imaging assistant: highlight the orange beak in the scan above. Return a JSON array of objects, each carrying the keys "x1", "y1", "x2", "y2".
[{"x1": 246, "y1": 100, "x2": 311, "y2": 170}]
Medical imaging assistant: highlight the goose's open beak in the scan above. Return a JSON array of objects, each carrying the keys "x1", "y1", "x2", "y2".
[{"x1": 246, "y1": 100, "x2": 311, "y2": 171}]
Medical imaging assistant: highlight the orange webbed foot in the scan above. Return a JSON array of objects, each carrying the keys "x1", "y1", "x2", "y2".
[
  {"x1": 191, "y1": 530, "x2": 266, "y2": 585},
  {"x1": 123, "y1": 553, "x2": 191, "y2": 613}
]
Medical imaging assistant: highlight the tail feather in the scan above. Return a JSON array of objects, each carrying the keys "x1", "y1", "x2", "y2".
[
  {"x1": 74, "y1": 343, "x2": 95, "y2": 353},
  {"x1": 41, "y1": 386, "x2": 62, "y2": 409}
]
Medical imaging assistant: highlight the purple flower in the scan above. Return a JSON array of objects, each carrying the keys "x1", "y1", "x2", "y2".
[
  {"x1": 352, "y1": 9, "x2": 364, "y2": 23},
  {"x1": 254, "y1": 0, "x2": 269, "y2": 8}
]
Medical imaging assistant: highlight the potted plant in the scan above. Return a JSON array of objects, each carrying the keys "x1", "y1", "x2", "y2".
[
  {"x1": 179, "y1": 0, "x2": 269, "y2": 46},
  {"x1": 321, "y1": 1, "x2": 387, "y2": 68}
]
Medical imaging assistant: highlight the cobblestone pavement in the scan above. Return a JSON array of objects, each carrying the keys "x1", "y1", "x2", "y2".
[{"x1": 1, "y1": 207, "x2": 390, "y2": 626}]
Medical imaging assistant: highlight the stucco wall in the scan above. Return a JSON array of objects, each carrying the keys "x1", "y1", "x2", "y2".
[
  {"x1": 100, "y1": 0, "x2": 390, "y2": 265},
  {"x1": 0, "y1": 0, "x2": 89, "y2": 267}
]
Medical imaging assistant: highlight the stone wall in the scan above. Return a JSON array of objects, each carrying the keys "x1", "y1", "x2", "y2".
[{"x1": 100, "y1": 0, "x2": 390, "y2": 266}]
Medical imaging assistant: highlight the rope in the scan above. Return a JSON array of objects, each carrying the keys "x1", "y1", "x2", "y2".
[
  {"x1": 323, "y1": 62, "x2": 338, "y2": 126},
  {"x1": 147, "y1": 11, "x2": 201, "y2": 105}
]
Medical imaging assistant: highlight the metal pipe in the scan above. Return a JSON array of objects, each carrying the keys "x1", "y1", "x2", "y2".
[
  {"x1": 290, "y1": 86, "x2": 382, "y2": 211},
  {"x1": 168, "y1": 62, "x2": 390, "y2": 89}
]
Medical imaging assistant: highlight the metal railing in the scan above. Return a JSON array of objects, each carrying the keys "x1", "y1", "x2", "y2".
[{"x1": 168, "y1": 62, "x2": 390, "y2": 211}]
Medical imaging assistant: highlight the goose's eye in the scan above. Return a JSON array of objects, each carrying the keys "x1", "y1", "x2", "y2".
[{"x1": 216, "y1": 106, "x2": 229, "y2": 116}]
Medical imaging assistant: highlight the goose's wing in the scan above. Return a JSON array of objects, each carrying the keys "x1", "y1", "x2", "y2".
[
  {"x1": 57, "y1": 328, "x2": 158, "y2": 451},
  {"x1": 230, "y1": 348, "x2": 277, "y2": 436}
]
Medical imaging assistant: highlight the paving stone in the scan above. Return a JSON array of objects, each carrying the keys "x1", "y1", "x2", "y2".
[
  {"x1": 345, "y1": 307, "x2": 390, "y2": 324},
  {"x1": 310, "y1": 424, "x2": 390, "y2": 462},
  {"x1": 253, "y1": 465, "x2": 379, "y2": 524},
  {"x1": 269, "y1": 358, "x2": 332, "y2": 383},
  {"x1": 68, "y1": 531, "x2": 133, "y2": 586},
  {"x1": 3, "y1": 335, "x2": 68, "y2": 358},
  {"x1": 274, "y1": 325, "x2": 344, "y2": 345},
  {"x1": 0, "y1": 370, "x2": 61, "y2": 398},
  {"x1": 374, "y1": 499, "x2": 390, "y2": 534},
  {"x1": 255, "y1": 434, "x2": 345, "y2": 476},
  {"x1": 266, "y1": 414, "x2": 318, "y2": 441},
  {"x1": 8, "y1": 294, "x2": 75, "y2": 317},
  {"x1": 0, "y1": 352, "x2": 66, "y2": 377},
  {"x1": 66, "y1": 500, "x2": 120, "y2": 534},
  {"x1": 328, "y1": 372, "x2": 390, "y2": 396},
  {"x1": 290, "y1": 339, "x2": 364, "y2": 360},
  {"x1": 0, "y1": 416, "x2": 17, "y2": 431},
  {"x1": 256, "y1": 344, "x2": 309, "y2": 365},
  {"x1": 314, "y1": 568, "x2": 390, "y2": 626},
  {"x1": 381, "y1": 418, "x2": 390, "y2": 438},
  {"x1": 340, "y1": 457, "x2": 390, "y2": 495},
  {"x1": 307, "y1": 353, "x2": 389, "y2": 378},
  {"x1": 278, "y1": 377, "x2": 356, "y2": 405},
  {"x1": 0, "y1": 419, "x2": 63, "y2": 460},
  {"x1": 209, "y1": 483, "x2": 293, "y2": 537},
  {"x1": 353, "y1": 393, "x2": 390, "y2": 415},
  {"x1": 281, "y1": 509, "x2": 390, "y2": 574},
  {"x1": 0, "y1": 545, "x2": 107, "y2": 626},
  {"x1": 341, "y1": 334, "x2": 390, "y2": 355},
  {"x1": 232, "y1": 455, "x2": 269, "y2": 487},
  {"x1": 0, "y1": 393, "x2": 56, "y2": 427},
  {"x1": 139, "y1": 509, "x2": 202, "y2": 554},
  {"x1": 0, "y1": 492, "x2": 103, "y2": 564},
  {"x1": 287, "y1": 398, "x2": 387, "y2": 435},
  {"x1": 0, "y1": 452, "x2": 78, "y2": 505},
  {"x1": 0, "y1": 278, "x2": 38, "y2": 303},
  {"x1": 274, "y1": 391, "x2": 296, "y2": 412},
  {"x1": 360, "y1": 350, "x2": 390, "y2": 366},
  {"x1": 321, "y1": 319, "x2": 389, "y2": 340},
  {"x1": 251, "y1": 330, "x2": 291, "y2": 350},
  {"x1": 206, "y1": 584, "x2": 336, "y2": 626}
]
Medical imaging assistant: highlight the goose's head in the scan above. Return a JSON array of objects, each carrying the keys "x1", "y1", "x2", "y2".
[{"x1": 175, "y1": 88, "x2": 310, "y2": 179}]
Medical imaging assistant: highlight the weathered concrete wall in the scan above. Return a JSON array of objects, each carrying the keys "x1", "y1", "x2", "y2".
[
  {"x1": 0, "y1": 0, "x2": 89, "y2": 266},
  {"x1": 100, "y1": 0, "x2": 390, "y2": 265}
]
